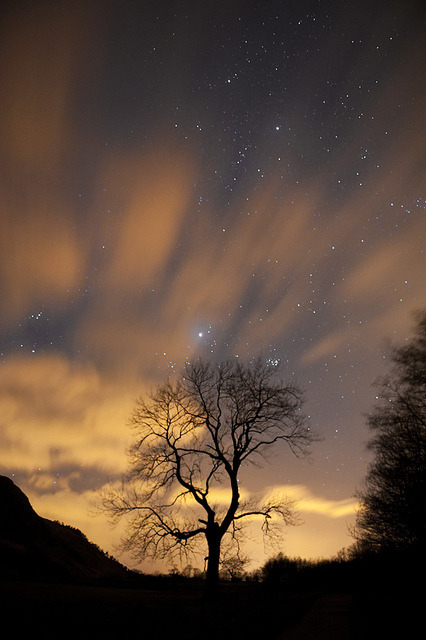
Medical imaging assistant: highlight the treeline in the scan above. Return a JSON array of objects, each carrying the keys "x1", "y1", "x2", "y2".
[{"x1": 152, "y1": 544, "x2": 420, "y2": 600}]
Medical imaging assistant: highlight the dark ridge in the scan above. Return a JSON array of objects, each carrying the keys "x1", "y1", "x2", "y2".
[{"x1": 0, "y1": 475, "x2": 132, "y2": 584}]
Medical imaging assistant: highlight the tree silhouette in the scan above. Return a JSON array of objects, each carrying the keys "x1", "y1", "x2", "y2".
[
  {"x1": 354, "y1": 311, "x2": 426, "y2": 554},
  {"x1": 99, "y1": 359, "x2": 313, "y2": 592}
]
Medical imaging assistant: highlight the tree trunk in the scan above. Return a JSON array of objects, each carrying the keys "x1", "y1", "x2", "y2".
[{"x1": 205, "y1": 526, "x2": 221, "y2": 595}]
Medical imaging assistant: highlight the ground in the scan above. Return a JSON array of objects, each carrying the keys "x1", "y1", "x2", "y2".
[{"x1": 0, "y1": 580, "x2": 420, "y2": 639}]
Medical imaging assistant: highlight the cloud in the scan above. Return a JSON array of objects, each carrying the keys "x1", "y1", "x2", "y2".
[
  {"x1": 300, "y1": 329, "x2": 349, "y2": 364},
  {"x1": 98, "y1": 145, "x2": 196, "y2": 293},
  {"x1": 0, "y1": 354, "x2": 138, "y2": 475},
  {"x1": 0, "y1": 206, "x2": 85, "y2": 325},
  {"x1": 79, "y1": 171, "x2": 342, "y2": 370},
  {"x1": 343, "y1": 239, "x2": 408, "y2": 303},
  {"x1": 0, "y1": 2, "x2": 106, "y2": 324},
  {"x1": 264, "y1": 485, "x2": 358, "y2": 519}
]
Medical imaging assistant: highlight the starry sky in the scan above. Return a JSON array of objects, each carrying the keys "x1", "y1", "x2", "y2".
[{"x1": 0, "y1": 0, "x2": 425, "y2": 572}]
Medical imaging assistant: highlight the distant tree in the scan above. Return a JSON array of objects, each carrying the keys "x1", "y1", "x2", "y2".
[
  {"x1": 261, "y1": 552, "x2": 309, "y2": 584},
  {"x1": 354, "y1": 311, "x2": 426, "y2": 554},
  {"x1": 99, "y1": 359, "x2": 313, "y2": 593},
  {"x1": 181, "y1": 563, "x2": 194, "y2": 578},
  {"x1": 220, "y1": 552, "x2": 250, "y2": 581}
]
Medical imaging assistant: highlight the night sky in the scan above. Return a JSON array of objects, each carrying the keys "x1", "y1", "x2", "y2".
[{"x1": 1, "y1": 0, "x2": 425, "y2": 571}]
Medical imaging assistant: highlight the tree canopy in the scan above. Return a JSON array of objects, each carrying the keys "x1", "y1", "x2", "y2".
[
  {"x1": 99, "y1": 358, "x2": 313, "y2": 590},
  {"x1": 354, "y1": 311, "x2": 426, "y2": 554}
]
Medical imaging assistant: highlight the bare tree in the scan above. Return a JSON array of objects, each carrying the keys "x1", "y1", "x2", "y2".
[
  {"x1": 99, "y1": 359, "x2": 313, "y2": 592},
  {"x1": 220, "y1": 553, "x2": 250, "y2": 581}
]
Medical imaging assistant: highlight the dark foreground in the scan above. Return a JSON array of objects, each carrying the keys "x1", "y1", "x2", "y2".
[{"x1": 1, "y1": 579, "x2": 421, "y2": 640}]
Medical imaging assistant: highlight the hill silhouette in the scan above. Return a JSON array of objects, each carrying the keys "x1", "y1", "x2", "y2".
[{"x1": 0, "y1": 475, "x2": 130, "y2": 583}]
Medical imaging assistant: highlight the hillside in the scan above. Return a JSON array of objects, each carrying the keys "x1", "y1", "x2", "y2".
[{"x1": 0, "y1": 475, "x2": 131, "y2": 583}]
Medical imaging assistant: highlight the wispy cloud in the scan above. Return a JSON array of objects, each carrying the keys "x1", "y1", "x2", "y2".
[{"x1": 264, "y1": 485, "x2": 358, "y2": 519}]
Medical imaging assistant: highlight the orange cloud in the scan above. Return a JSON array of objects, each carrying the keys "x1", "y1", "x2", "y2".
[
  {"x1": 0, "y1": 3, "x2": 106, "y2": 324},
  {"x1": 263, "y1": 484, "x2": 358, "y2": 519},
  {"x1": 98, "y1": 145, "x2": 196, "y2": 293},
  {"x1": 0, "y1": 201, "x2": 84, "y2": 324},
  {"x1": 0, "y1": 354, "x2": 137, "y2": 474}
]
